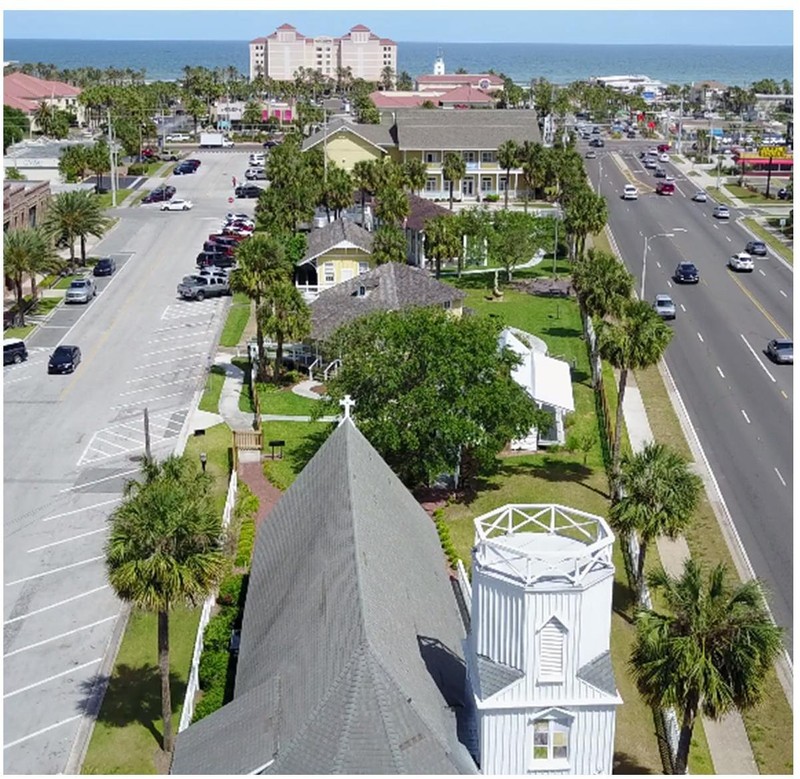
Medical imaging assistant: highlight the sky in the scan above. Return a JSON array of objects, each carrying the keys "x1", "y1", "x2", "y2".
[{"x1": 1, "y1": 4, "x2": 795, "y2": 45}]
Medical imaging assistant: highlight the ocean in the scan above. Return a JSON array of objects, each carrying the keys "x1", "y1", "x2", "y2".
[{"x1": 3, "y1": 39, "x2": 793, "y2": 87}]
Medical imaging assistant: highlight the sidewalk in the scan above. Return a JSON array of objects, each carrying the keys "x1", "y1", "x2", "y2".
[{"x1": 620, "y1": 371, "x2": 759, "y2": 775}]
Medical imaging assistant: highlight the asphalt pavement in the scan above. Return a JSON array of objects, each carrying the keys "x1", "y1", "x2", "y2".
[
  {"x1": 584, "y1": 137, "x2": 793, "y2": 654},
  {"x1": 3, "y1": 149, "x2": 257, "y2": 773}
]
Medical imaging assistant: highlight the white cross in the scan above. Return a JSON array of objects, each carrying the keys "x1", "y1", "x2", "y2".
[{"x1": 339, "y1": 394, "x2": 356, "y2": 422}]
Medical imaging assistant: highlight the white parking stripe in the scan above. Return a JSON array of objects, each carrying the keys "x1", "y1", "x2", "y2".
[
  {"x1": 126, "y1": 369, "x2": 183, "y2": 383},
  {"x1": 3, "y1": 658, "x2": 102, "y2": 698},
  {"x1": 27, "y1": 526, "x2": 107, "y2": 553},
  {"x1": 59, "y1": 468, "x2": 139, "y2": 493},
  {"x1": 90, "y1": 437, "x2": 129, "y2": 453},
  {"x1": 6, "y1": 555, "x2": 105, "y2": 586},
  {"x1": 680, "y1": 304, "x2": 686, "y2": 312},
  {"x1": 716, "y1": 366, "x2": 725, "y2": 378},
  {"x1": 779, "y1": 289, "x2": 787, "y2": 297},
  {"x1": 741, "y1": 409, "x2": 751, "y2": 424},
  {"x1": 40, "y1": 498, "x2": 121, "y2": 523},
  {"x1": 4, "y1": 585, "x2": 110, "y2": 625},
  {"x1": 138, "y1": 354, "x2": 201, "y2": 369},
  {"x1": 147, "y1": 330, "x2": 211, "y2": 344},
  {"x1": 147, "y1": 341, "x2": 209, "y2": 356},
  {"x1": 775, "y1": 467, "x2": 786, "y2": 486},
  {"x1": 759, "y1": 268, "x2": 766, "y2": 276},
  {"x1": 117, "y1": 378, "x2": 189, "y2": 397},
  {"x1": 97, "y1": 428, "x2": 144, "y2": 444},
  {"x1": 110, "y1": 390, "x2": 188, "y2": 409},
  {"x1": 697, "y1": 332, "x2": 704, "y2": 342},
  {"x1": 3, "y1": 714, "x2": 83, "y2": 749},
  {"x1": 4, "y1": 616, "x2": 117, "y2": 658}
]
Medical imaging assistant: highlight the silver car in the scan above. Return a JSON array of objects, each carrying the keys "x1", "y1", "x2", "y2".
[
  {"x1": 767, "y1": 339, "x2": 793, "y2": 364},
  {"x1": 653, "y1": 294, "x2": 676, "y2": 320},
  {"x1": 65, "y1": 277, "x2": 97, "y2": 304}
]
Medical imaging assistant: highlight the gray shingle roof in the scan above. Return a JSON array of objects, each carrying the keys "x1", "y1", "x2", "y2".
[
  {"x1": 309, "y1": 262, "x2": 466, "y2": 341},
  {"x1": 301, "y1": 219, "x2": 374, "y2": 264},
  {"x1": 301, "y1": 116, "x2": 397, "y2": 153},
  {"x1": 172, "y1": 421, "x2": 476, "y2": 775},
  {"x1": 395, "y1": 109, "x2": 541, "y2": 151},
  {"x1": 576, "y1": 650, "x2": 617, "y2": 697},
  {"x1": 474, "y1": 654, "x2": 524, "y2": 699}
]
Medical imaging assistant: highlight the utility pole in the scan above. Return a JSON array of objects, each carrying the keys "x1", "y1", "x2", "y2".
[
  {"x1": 143, "y1": 407, "x2": 152, "y2": 462},
  {"x1": 107, "y1": 107, "x2": 116, "y2": 208},
  {"x1": 322, "y1": 109, "x2": 328, "y2": 185}
]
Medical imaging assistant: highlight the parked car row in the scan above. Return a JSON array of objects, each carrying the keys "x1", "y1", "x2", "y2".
[{"x1": 191, "y1": 213, "x2": 255, "y2": 284}]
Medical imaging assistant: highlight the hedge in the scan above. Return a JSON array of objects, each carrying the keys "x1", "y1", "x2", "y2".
[{"x1": 432, "y1": 508, "x2": 460, "y2": 569}]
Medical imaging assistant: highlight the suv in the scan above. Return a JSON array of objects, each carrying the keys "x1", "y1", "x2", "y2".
[
  {"x1": 674, "y1": 262, "x2": 700, "y2": 284},
  {"x1": 653, "y1": 294, "x2": 676, "y2": 320},
  {"x1": 245, "y1": 168, "x2": 267, "y2": 180},
  {"x1": 197, "y1": 250, "x2": 236, "y2": 269},
  {"x1": 142, "y1": 186, "x2": 176, "y2": 204},
  {"x1": 4, "y1": 338, "x2": 28, "y2": 365},
  {"x1": 235, "y1": 184, "x2": 264, "y2": 199},
  {"x1": 177, "y1": 274, "x2": 230, "y2": 301},
  {"x1": 65, "y1": 277, "x2": 97, "y2": 304},
  {"x1": 745, "y1": 240, "x2": 767, "y2": 257},
  {"x1": 713, "y1": 205, "x2": 730, "y2": 219},
  {"x1": 622, "y1": 184, "x2": 638, "y2": 200},
  {"x1": 728, "y1": 252, "x2": 754, "y2": 272},
  {"x1": 656, "y1": 181, "x2": 676, "y2": 195}
]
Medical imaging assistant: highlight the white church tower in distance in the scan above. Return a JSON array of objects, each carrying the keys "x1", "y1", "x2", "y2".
[{"x1": 465, "y1": 503, "x2": 621, "y2": 775}]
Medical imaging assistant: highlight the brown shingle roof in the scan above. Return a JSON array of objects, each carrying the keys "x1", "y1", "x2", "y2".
[
  {"x1": 310, "y1": 262, "x2": 465, "y2": 341},
  {"x1": 405, "y1": 194, "x2": 452, "y2": 232}
]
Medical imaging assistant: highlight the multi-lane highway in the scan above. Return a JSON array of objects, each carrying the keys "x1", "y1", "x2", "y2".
[
  {"x1": 3, "y1": 150, "x2": 254, "y2": 773},
  {"x1": 585, "y1": 138, "x2": 793, "y2": 653}
]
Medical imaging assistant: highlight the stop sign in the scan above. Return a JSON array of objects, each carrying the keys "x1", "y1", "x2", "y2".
[{"x1": 228, "y1": 197, "x2": 234, "y2": 203}]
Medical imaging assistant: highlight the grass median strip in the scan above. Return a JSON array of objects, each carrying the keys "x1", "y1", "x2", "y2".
[
  {"x1": 742, "y1": 217, "x2": 793, "y2": 265},
  {"x1": 219, "y1": 294, "x2": 251, "y2": 348}
]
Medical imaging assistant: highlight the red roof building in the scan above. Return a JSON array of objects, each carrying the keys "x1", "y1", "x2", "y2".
[{"x1": 3, "y1": 72, "x2": 84, "y2": 129}]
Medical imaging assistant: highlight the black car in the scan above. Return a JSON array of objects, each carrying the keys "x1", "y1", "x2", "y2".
[
  {"x1": 142, "y1": 186, "x2": 176, "y2": 203},
  {"x1": 4, "y1": 338, "x2": 28, "y2": 365},
  {"x1": 235, "y1": 185, "x2": 264, "y2": 199},
  {"x1": 173, "y1": 165, "x2": 196, "y2": 176},
  {"x1": 48, "y1": 345, "x2": 81, "y2": 374},
  {"x1": 777, "y1": 187, "x2": 791, "y2": 200},
  {"x1": 654, "y1": 167, "x2": 666, "y2": 178},
  {"x1": 745, "y1": 240, "x2": 768, "y2": 257},
  {"x1": 93, "y1": 257, "x2": 117, "y2": 276},
  {"x1": 197, "y1": 251, "x2": 236, "y2": 269},
  {"x1": 202, "y1": 241, "x2": 235, "y2": 257},
  {"x1": 674, "y1": 262, "x2": 700, "y2": 284}
]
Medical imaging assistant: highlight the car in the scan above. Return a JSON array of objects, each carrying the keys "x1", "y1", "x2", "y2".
[
  {"x1": 185, "y1": 159, "x2": 201, "y2": 167},
  {"x1": 4, "y1": 338, "x2": 28, "y2": 365},
  {"x1": 235, "y1": 185, "x2": 264, "y2": 199},
  {"x1": 656, "y1": 181, "x2": 675, "y2": 195},
  {"x1": 142, "y1": 186, "x2": 176, "y2": 204},
  {"x1": 654, "y1": 167, "x2": 666, "y2": 178},
  {"x1": 644, "y1": 158, "x2": 658, "y2": 169},
  {"x1": 224, "y1": 218, "x2": 254, "y2": 230},
  {"x1": 202, "y1": 242, "x2": 235, "y2": 258},
  {"x1": 225, "y1": 212, "x2": 252, "y2": 223},
  {"x1": 674, "y1": 262, "x2": 700, "y2": 284},
  {"x1": 248, "y1": 154, "x2": 266, "y2": 166},
  {"x1": 692, "y1": 190, "x2": 708, "y2": 202},
  {"x1": 592, "y1": 126, "x2": 600, "y2": 134},
  {"x1": 223, "y1": 225, "x2": 253, "y2": 237},
  {"x1": 713, "y1": 205, "x2": 730, "y2": 219},
  {"x1": 197, "y1": 250, "x2": 236, "y2": 268},
  {"x1": 208, "y1": 232, "x2": 246, "y2": 244},
  {"x1": 626, "y1": 130, "x2": 637, "y2": 139},
  {"x1": 745, "y1": 240, "x2": 767, "y2": 256},
  {"x1": 664, "y1": 175, "x2": 675, "y2": 183},
  {"x1": 48, "y1": 344, "x2": 81, "y2": 374},
  {"x1": 159, "y1": 151, "x2": 180, "y2": 162},
  {"x1": 93, "y1": 257, "x2": 116, "y2": 276},
  {"x1": 728, "y1": 252, "x2": 754, "y2": 272},
  {"x1": 166, "y1": 133, "x2": 191, "y2": 142},
  {"x1": 585, "y1": 150, "x2": 597, "y2": 159},
  {"x1": 622, "y1": 184, "x2": 638, "y2": 200},
  {"x1": 766, "y1": 338, "x2": 793, "y2": 364},
  {"x1": 173, "y1": 165, "x2": 196, "y2": 176},
  {"x1": 161, "y1": 198, "x2": 194, "y2": 211},
  {"x1": 657, "y1": 143, "x2": 671, "y2": 153},
  {"x1": 659, "y1": 153, "x2": 670, "y2": 163},
  {"x1": 777, "y1": 187, "x2": 791, "y2": 200},
  {"x1": 177, "y1": 274, "x2": 230, "y2": 301},
  {"x1": 65, "y1": 277, "x2": 97, "y2": 304},
  {"x1": 198, "y1": 266, "x2": 231, "y2": 279},
  {"x1": 653, "y1": 294, "x2": 676, "y2": 320},
  {"x1": 245, "y1": 168, "x2": 268, "y2": 180}
]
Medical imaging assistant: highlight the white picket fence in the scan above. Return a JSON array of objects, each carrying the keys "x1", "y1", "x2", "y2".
[
  {"x1": 178, "y1": 469, "x2": 238, "y2": 733},
  {"x1": 456, "y1": 559, "x2": 472, "y2": 615}
]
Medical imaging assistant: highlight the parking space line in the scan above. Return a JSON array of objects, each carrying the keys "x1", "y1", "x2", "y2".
[
  {"x1": 4, "y1": 585, "x2": 110, "y2": 625},
  {"x1": 117, "y1": 378, "x2": 190, "y2": 397},
  {"x1": 147, "y1": 330, "x2": 211, "y2": 344},
  {"x1": 741, "y1": 409, "x2": 751, "y2": 424},
  {"x1": 58, "y1": 466, "x2": 139, "y2": 493},
  {"x1": 3, "y1": 714, "x2": 83, "y2": 749},
  {"x1": 775, "y1": 467, "x2": 786, "y2": 486},
  {"x1": 697, "y1": 332, "x2": 703, "y2": 342},
  {"x1": 758, "y1": 268, "x2": 766, "y2": 276},
  {"x1": 110, "y1": 390, "x2": 187, "y2": 410},
  {"x1": 4, "y1": 615, "x2": 117, "y2": 658},
  {"x1": 138, "y1": 354, "x2": 202, "y2": 369},
  {"x1": 27, "y1": 527, "x2": 107, "y2": 553},
  {"x1": 716, "y1": 366, "x2": 725, "y2": 378},
  {"x1": 147, "y1": 341, "x2": 209, "y2": 356},
  {"x1": 3, "y1": 658, "x2": 103, "y2": 698},
  {"x1": 779, "y1": 290, "x2": 787, "y2": 297},
  {"x1": 40, "y1": 498, "x2": 121, "y2": 523},
  {"x1": 125, "y1": 369, "x2": 182, "y2": 383},
  {"x1": 94, "y1": 428, "x2": 143, "y2": 445},
  {"x1": 91, "y1": 437, "x2": 129, "y2": 453},
  {"x1": 6, "y1": 555, "x2": 105, "y2": 586},
  {"x1": 679, "y1": 304, "x2": 686, "y2": 312}
]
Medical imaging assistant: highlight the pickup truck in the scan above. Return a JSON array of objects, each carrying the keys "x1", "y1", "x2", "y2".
[
  {"x1": 199, "y1": 132, "x2": 234, "y2": 148},
  {"x1": 177, "y1": 274, "x2": 230, "y2": 301}
]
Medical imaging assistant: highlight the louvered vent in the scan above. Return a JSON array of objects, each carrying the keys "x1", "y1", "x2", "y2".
[{"x1": 539, "y1": 620, "x2": 565, "y2": 680}]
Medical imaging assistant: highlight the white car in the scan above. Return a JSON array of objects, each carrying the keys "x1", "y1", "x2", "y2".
[
  {"x1": 692, "y1": 190, "x2": 708, "y2": 202},
  {"x1": 728, "y1": 252, "x2": 754, "y2": 272},
  {"x1": 659, "y1": 153, "x2": 670, "y2": 162},
  {"x1": 622, "y1": 184, "x2": 638, "y2": 200},
  {"x1": 166, "y1": 133, "x2": 191, "y2": 142},
  {"x1": 713, "y1": 205, "x2": 730, "y2": 219},
  {"x1": 161, "y1": 199, "x2": 194, "y2": 211}
]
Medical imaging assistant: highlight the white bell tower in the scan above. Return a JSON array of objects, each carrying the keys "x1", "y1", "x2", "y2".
[
  {"x1": 465, "y1": 504, "x2": 621, "y2": 775},
  {"x1": 433, "y1": 49, "x2": 445, "y2": 76}
]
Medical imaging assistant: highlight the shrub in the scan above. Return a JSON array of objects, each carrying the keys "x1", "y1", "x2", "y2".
[
  {"x1": 192, "y1": 684, "x2": 225, "y2": 723},
  {"x1": 127, "y1": 163, "x2": 149, "y2": 176},
  {"x1": 217, "y1": 573, "x2": 244, "y2": 607},
  {"x1": 203, "y1": 609, "x2": 237, "y2": 651},
  {"x1": 484, "y1": 193, "x2": 500, "y2": 203},
  {"x1": 235, "y1": 518, "x2": 256, "y2": 568},
  {"x1": 433, "y1": 508, "x2": 460, "y2": 569},
  {"x1": 234, "y1": 482, "x2": 259, "y2": 524},
  {"x1": 198, "y1": 649, "x2": 229, "y2": 689}
]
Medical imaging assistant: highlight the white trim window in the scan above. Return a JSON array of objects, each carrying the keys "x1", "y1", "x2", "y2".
[
  {"x1": 424, "y1": 151, "x2": 441, "y2": 164},
  {"x1": 532, "y1": 717, "x2": 570, "y2": 762},
  {"x1": 358, "y1": 261, "x2": 369, "y2": 275},
  {"x1": 462, "y1": 151, "x2": 476, "y2": 163},
  {"x1": 538, "y1": 618, "x2": 566, "y2": 682},
  {"x1": 425, "y1": 177, "x2": 438, "y2": 192},
  {"x1": 481, "y1": 150, "x2": 496, "y2": 163},
  {"x1": 323, "y1": 262, "x2": 335, "y2": 284}
]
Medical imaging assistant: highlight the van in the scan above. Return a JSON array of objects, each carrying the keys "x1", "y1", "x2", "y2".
[{"x1": 4, "y1": 338, "x2": 28, "y2": 365}]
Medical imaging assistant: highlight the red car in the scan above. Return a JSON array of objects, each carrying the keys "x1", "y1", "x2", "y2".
[
  {"x1": 656, "y1": 181, "x2": 675, "y2": 195},
  {"x1": 657, "y1": 143, "x2": 671, "y2": 153},
  {"x1": 208, "y1": 233, "x2": 247, "y2": 243}
]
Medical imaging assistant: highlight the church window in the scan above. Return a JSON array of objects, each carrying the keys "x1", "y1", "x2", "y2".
[{"x1": 532, "y1": 718, "x2": 569, "y2": 761}]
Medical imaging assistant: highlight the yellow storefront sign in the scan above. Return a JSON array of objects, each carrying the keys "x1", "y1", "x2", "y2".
[{"x1": 758, "y1": 146, "x2": 787, "y2": 158}]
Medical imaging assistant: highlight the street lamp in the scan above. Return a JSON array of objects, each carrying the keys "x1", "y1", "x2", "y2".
[
  {"x1": 199, "y1": 452, "x2": 207, "y2": 472},
  {"x1": 641, "y1": 229, "x2": 687, "y2": 299}
]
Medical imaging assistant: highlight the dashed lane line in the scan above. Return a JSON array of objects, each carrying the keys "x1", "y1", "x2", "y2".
[
  {"x1": 740, "y1": 333, "x2": 777, "y2": 383},
  {"x1": 741, "y1": 409, "x2": 751, "y2": 424},
  {"x1": 775, "y1": 467, "x2": 787, "y2": 487},
  {"x1": 716, "y1": 366, "x2": 725, "y2": 378}
]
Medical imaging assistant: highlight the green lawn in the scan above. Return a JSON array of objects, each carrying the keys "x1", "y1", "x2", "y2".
[
  {"x1": 81, "y1": 606, "x2": 201, "y2": 775},
  {"x1": 198, "y1": 366, "x2": 226, "y2": 414},
  {"x1": 241, "y1": 382, "x2": 321, "y2": 417},
  {"x1": 4, "y1": 324, "x2": 35, "y2": 339},
  {"x1": 723, "y1": 183, "x2": 778, "y2": 205},
  {"x1": 742, "y1": 218, "x2": 793, "y2": 265},
  {"x1": 261, "y1": 420, "x2": 335, "y2": 490},
  {"x1": 219, "y1": 295, "x2": 251, "y2": 348},
  {"x1": 96, "y1": 189, "x2": 133, "y2": 209}
]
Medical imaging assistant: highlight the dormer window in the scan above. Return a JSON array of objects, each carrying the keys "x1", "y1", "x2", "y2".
[{"x1": 357, "y1": 285, "x2": 366, "y2": 297}]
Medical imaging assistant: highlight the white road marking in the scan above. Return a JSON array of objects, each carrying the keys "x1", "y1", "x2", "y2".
[
  {"x1": 94, "y1": 428, "x2": 143, "y2": 445},
  {"x1": 4, "y1": 585, "x2": 110, "y2": 625},
  {"x1": 779, "y1": 289, "x2": 787, "y2": 297},
  {"x1": 4, "y1": 616, "x2": 117, "y2": 658},
  {"x1": 680, "y1": 303, "x2": 686, "y2": 312},
  {"x1": 697, "y1": 332, "x2": 704, "y2": 342},
  {"x1": 716, "y1": 366, "x2": 725, "y2": 378},
  {"x1": 758, "y1": 268, "x2": 766, "y2": 276},
  {"x1": 714, "y1": 224, "x2": 719, "y2": 229},
  {"x1": 740, "y1": 333, "x2": 777, "y2": 383},
  {"x1": 27, "y1": 526, "x2": 107, "y2": 553},
  {"x1": 89, "y1": 437, "x2": 128, "y2": 453},
  {"x1": 37, "y1": 324, "x2": 71, "y2": 329},
  {"x1": 741, "y1": 409, "x2": 751, "y2": 424},
  {"x1": 117, "y1": 378, "x2": 189, "y2": 397},
  {"x1": 3, "y1": 714, "x2": 83, "y2": 749},
  {"x1": 774, "y1": 467, "x2": 786, "y2": 486},
  {"x1": 138, "y1": 354, "x2": 202, "y2": 369},
  {"x1": 781, "y1": 390, "x2": 788, "y2": 399},
  {"x1": 5, "y1": 555, "x2": 105, "y2": 586},
  {"x1": 725, "y1": 235, "x2": 732, "y2": 242},
  {"x1": 3, "y1": 658, "x2": 103, "y2": 699},
  {"x1": 147, "y1": 329, "x2": 211, "y2": 344},
  {"x1": 58, "y1": 468, "x2": 139, "y2": 494},
  {"x1": 147, "y1": 341, "x2": 209, "y2": 356},
  {"x1": 126, "y1": 369, "x2": 182, "y2": 383},
  {"x1": 110, "y1": 389, "x2": 187, "y2": 410},
  {"x1": 40, "y1": 498, "x2": 122, "y2": 523},
  {"x1": 667, "y1": 280, "x2": 672, "y2": 287},
  {"x1": 655, "y1": 261, "x2": 661, "y2": 268}
]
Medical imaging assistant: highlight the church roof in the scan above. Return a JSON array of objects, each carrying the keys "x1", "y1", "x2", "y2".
[
  {"x1": 576, "y1": 650, "x2": 617, "y2": 697},
  {"x1": 172, "y1": 421, "x2": 477, "y2": 775},
  {"x1": 474, "y1": 654, "x2": 524, "y2": 699},
  {"x1": 300, "y1": 218, "x2": 374, "y2": 264}
]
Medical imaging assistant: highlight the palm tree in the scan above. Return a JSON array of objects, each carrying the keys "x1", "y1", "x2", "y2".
[
  {"x1": 230, "y1": 234, "x2": 293, "y2": 382},
  {"x1": 597, "y1": 300, "x2": 673, "y2": 496},
  {"x1": 33, "y1": 101, "x2": 55, "y2": 136},
  {"x1": 379, "y1": 66, "x2": 395, "y2": 91},
  {"x1": 402, "y1": 158, "x2": 428, "y2": 196},
  {"x1": 611, "y1": 442, "x2": 702, "y2": 604},
  {"x1": 518, "y1": 141, "x2": 546, "y2": 208},
  {"x1": 631, "y1": 559, "x2": 783, "y2": 774},
  {"x1": 45, "y1": 191, "x2": 111, "y2": 267},
  {"x1": 442, "y1": 152, "x2": 466, "y2": 211},
  {"x1": 106, "y1": 455, "x2": 227, "y2": 754},
  {"x1": 259, "y1": 280, "x2": 311, "y2": 383},
  {"x1": 496, "y1": 139, "x2": 520, "y2": 209},
  {"x1": 424, "y1": 214, "x2": 461, "y2": 279},
  {"x1": 352, "y1": 158, "x2": 377, "y2": 228},
  {"x1": 371, "y1": 224, "x2": 407, "y2": 265},
  {"x1": 563, "y1": 185, "x2": 608, "y2": 260},
  {"x1": 374, "y1": 184, "x2": 409, "y2": 228},
  {"x1": 4, "y1": 229, "x2": 45, "y2": 326},
  {"x1": 320, "y1": 166, "x2": 355, "y2": 220},
  {"x1": 87, "y1": 139, "x2": 111, "y2": 195}
]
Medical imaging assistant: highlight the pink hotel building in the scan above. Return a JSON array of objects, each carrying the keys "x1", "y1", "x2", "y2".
[{"x1": 249, "y1": 23, "x2": 397, "y2": 83}]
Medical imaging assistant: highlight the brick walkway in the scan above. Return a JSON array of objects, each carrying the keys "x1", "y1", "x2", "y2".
[{"x1": 237, "y1": 460, "x2": 283, "y2": 530}]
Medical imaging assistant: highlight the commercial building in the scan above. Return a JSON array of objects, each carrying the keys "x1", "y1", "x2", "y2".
[
  {"x1": 249, "y1": 23, "x2": 397, "y2": 83},
  {"x1": 3, "y1": 72, "x2": 84, "y2": 129},
  {"x1": 3, "y1": 180, "x2": 51, "y2": 233},
  {"x1": 591, "y1": 74, "x2": 666, "y2": 103}
]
